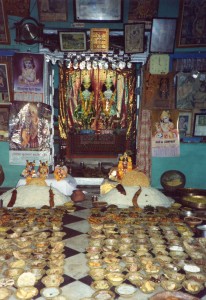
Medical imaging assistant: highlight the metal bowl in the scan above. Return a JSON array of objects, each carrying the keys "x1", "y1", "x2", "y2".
[
  {"x1": 160, "y1": 170, "x2": 186, "y2": 191},
  {"x1": 176, "y1": 188, "x2": 206, "y2": 209}
]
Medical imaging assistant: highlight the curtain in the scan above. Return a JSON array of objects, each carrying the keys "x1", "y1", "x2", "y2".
[{"x1": 136, "y1": 109, "x2": 152, "y2": 180}]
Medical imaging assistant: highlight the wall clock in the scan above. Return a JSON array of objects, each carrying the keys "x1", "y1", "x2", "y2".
[
  {"x1": 15, "y1": 17, "x2": 44, "y2": 45},
  {"x1": 149, "y1": 54, "x2": 170, "y2": 74}
]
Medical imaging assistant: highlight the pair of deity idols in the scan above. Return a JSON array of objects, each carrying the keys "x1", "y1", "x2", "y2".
[{"x1": 74, "y1": 75, "x2": 118, "y2": 130}]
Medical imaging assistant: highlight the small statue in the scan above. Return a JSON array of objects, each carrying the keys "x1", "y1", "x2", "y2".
[
  {"x1": 74, "y1": 75, "x2": 95, "y2": 129},
  {"x1": 117, "y1": 156, "x2": 124, "y2": 180},
  {"x1": 37, "y1": 160, "x2": 49, "y2": 179},
  {"x1": 21, "y1": 160, "x2": 36, "y2": 178},
  {"x1": 117, "y1": 152, "x2": 133, "y2": 180},
  {"x1": 54, "y1": 165, "x2": 68, "y2": 181},
  {"x1": 99, "y1": 75, "x2": 118, "y2": 128}
]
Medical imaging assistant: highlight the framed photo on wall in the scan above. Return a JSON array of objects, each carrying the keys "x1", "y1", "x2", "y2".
[
  {"x1": 0, "y1": 105, "x2": 9, "y2": 141},
  {"x1": 176, "y1": 73, "x2": 206, "y2": 109},
  {"x1": 37, "y1": 0, "x2": 67, "y2": 22},
  {"x1": 5, "y1": 0, "x2": 30, "y2": 17},
  {"x1": 150, "y1": 18, "x2": 177, "y2": 53},
  {"x1": 0, "y1": 62, "x2": 11, "y2": 104},
  {"x1": 178, "y1": 110, "x2": 192, "y2": 137},
  {"x1": 141, "y1": 70, "x2": 176, "y2": 109},
  {"x1": 59, "y1": 31, "x2": 87, "y2": 52},
  {"x1": 90, "y1": 28, "x2": 109, "y2": 52},
  {"x1": 74, "y1": 0, "x2": 122, "y2": 22},
  {"x1": 193, "y1": 113, "x2": 206, "y2": 137},
  {"x1": 0, "y1": 0, "x2": 10, "y2": 44},
  {"x1": 128, "y1": 0, "x2": 159, "y2": 30},
  {"x1": 109, "y1": 30, "x2": 124, "y2": 52},
  {"x1": 124, "y1": 23, "x2": 145, "y2": 54},
  {"x1": 176, "y1": 0, "x2": 206, "y2": 48}
]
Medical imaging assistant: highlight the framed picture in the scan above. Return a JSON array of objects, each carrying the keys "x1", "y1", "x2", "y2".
[
  {"x1": 37, "y1": 0, "x2": 67, "y2": 22},
  {"x1": 124, "y1": 23, "x2": 145, "y2": 54},
  {"x1": 59, "y1": 31, "x2": 87, "y2": 52},
  {"x1": 150, "y1": 18, "x2": 177, "y2": 53},
  {"x1": 90, "y1": 28, "x2": 109, "y2": 52},
  {"x1": 0, "y1": 62, "x2": 11, "y2": 104},
  {"x1": 109, "y1": 30, "x2": 124, "y2": 52},
  {"x1": 13, "y1": 53, "x2": 44, "y2": 102},
  {"x1": 176, "y1": 73, "x2": 206, "y2": 110},
  {"x1": 142, "y1": 71, "x2": 176, "y2": 109},
  {"x1": 176, "y1": 0, "x2": 206, "y2": 48},
  {"x1": 193, "y1": 113, "x2": 206, "y2": 137},
  {"x1": 0, "y1": 0, "x2": 10, "y2": 44},
  {"x1": 74, "y1": 0, "x2": 123, "y2": 22},
  {"x1": 178, "y1": 110, "x2": 192, "y2": 137},
  {"x1": 5, "y1": 0, "x2": 30, "y2": 17},
  {"x1": 128, "y1": 0, "x2": 159, "y2": 30},
  {"x1": 0, "y1": 105, "x2": 9, "y2": 141}
]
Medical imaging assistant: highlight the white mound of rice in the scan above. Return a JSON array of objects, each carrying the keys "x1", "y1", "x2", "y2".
[
  {"x1": 99, "y1": 186, "x2": 174, "y2": 208},
  {"x1": 0, "y1": 185, "x2": 69, "y2": 208}
]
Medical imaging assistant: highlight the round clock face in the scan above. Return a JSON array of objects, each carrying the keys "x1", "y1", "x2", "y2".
[
  {"x1": 149, "y1": 54, "x2": 170, "y2": 75},
  {"x1": 21, "y1": 23, "x2": 38, "y2": 40}
]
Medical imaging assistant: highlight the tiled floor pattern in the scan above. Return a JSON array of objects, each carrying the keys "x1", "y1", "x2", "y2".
[{"x1": 4, "y1": 188, "x2": 206, "y2": 300}]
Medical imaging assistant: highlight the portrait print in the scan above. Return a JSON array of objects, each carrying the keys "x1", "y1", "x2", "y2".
[
  {"x1": 9, "y1": 101, "x2": 51, "y2": 151},
  {"x1": 13, "y1": 53, "x2": 44, "y2": 102}
]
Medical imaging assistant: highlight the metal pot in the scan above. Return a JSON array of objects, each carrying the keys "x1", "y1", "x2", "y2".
[{"x1": 196, "y1": 224, "x2": 206, "y2": 237}]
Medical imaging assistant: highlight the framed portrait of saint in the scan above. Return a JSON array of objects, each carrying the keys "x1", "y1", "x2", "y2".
[{"x1": 124, "y1": 23, "x2": 145, "y2": 54}]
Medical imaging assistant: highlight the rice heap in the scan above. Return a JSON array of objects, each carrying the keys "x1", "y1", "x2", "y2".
[
  {"x1": 99, "y1": 186, "x2": 174, "y2": 208},
  {"x1": 0, "y1": 185, "x2": 69, "y2": 208}
]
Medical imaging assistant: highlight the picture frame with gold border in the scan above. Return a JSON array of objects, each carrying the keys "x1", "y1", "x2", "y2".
[{"x1": 90, "y1": 28, "x2": 109, "y2": 52}]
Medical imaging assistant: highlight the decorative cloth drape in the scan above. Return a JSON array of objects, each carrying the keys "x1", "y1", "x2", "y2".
[
  {"x1": 136, "y1": 109, "x2": 152, "y2": 180},
  {"x1": 58, "y1": 65, "x2": 137, "y2": 160}
]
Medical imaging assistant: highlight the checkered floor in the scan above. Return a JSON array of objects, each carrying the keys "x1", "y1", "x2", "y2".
[{"x1": 5, "y1": 187, "x2": 206, "y2": 300}]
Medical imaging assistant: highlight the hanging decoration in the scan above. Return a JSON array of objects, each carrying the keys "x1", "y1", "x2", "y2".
[{"x1": 63, "y1": 52, "x2": 133, "y2": 71}]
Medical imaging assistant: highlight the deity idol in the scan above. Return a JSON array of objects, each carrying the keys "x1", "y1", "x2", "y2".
[{"x1": 74, "y1": 75, "x2": 95, "y2": 129}]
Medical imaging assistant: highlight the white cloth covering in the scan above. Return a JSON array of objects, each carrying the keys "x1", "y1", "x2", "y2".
[
  {"x1": 0, "y1": 185, "x2": 70, "y2": 208},
  {"x1": 16, "y1": 174, "x2": 77, "y2": 196},
  {"x1": 99, "y1": 186, "x2": 174, "y2": 208}
]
